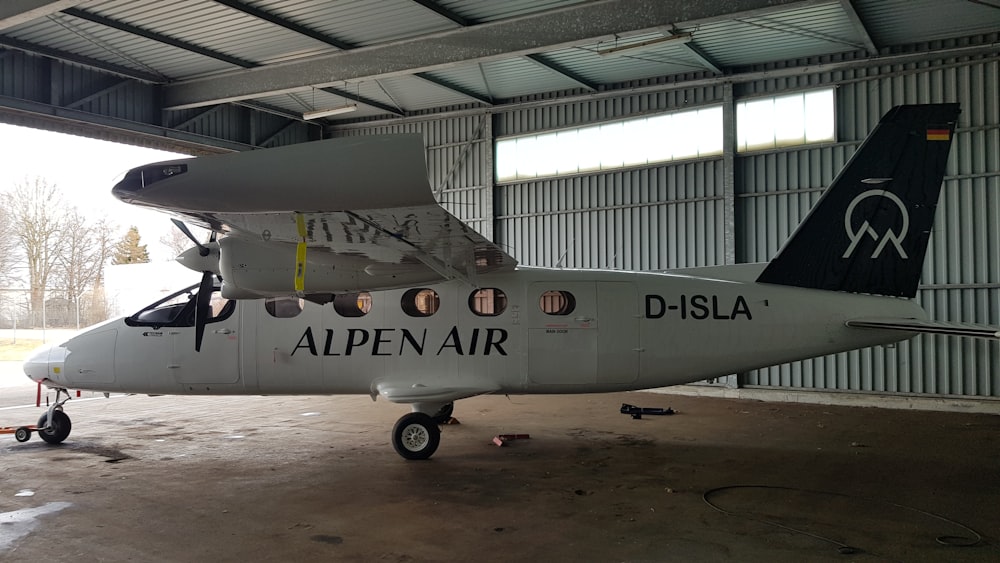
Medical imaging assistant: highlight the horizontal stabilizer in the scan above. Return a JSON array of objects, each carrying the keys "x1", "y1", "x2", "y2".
[
  {"x1": 376, "y1": 381, "x2": 499, "y2": 404},
  {"x1": 846, "y1": 318, "x2": 1000, "y2": 339}
]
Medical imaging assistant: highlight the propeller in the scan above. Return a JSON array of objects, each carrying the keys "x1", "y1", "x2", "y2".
[
  {"x1": 172, "y1": 218, "x2": 219, "y2": 352},
  {"x1": 194, "y1": 270, "x2": 213, "y2": 352},
  {"x1": 171, "y1": 218, "x2": 211, "y2": 257}
]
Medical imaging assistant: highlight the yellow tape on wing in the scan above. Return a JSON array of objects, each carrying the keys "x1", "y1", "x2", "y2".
[
  {"x1": 295, "y1": 214, "x2": 307, "y2": 292},
  {"x1": 295, "y1": 240, "x2": 307, "y2": 292}
]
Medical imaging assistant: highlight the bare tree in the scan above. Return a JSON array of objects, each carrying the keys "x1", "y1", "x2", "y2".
[
  {"x1": 52, "y1": 211, "x2": 115, "y2": 326},
  {"x1": 160, "y1": 225, "x2": 192, "y2": 258},
  {"x1": 0, "y1": 200, "x2": 19, "y2": 286},
  {"x1": 2, "y1": 178, "x2": 66, "y2": 325}
]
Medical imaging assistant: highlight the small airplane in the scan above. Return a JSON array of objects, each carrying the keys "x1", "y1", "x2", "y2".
[{"x1": 22, "y1": 103, "x2": 1000, "y2": 459}]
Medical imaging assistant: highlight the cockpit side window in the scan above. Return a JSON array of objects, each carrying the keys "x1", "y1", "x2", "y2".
[{"x1": 126, "y1": 284, "x2": 235, "y2": 328}]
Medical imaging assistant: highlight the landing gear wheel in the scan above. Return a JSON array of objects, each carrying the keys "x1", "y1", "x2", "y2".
[
  {"x1": 37, "y1": 410, "x2": 71, "y2": 444},
  {"x1": 392, "y1": 413, "x2": 440, "y2": 460},
  {"x1": 14, "y1": 427, "x2": 31, "y2": 442},
  {"x1": 431, "y1": 402, "x2": 454, "y2": 424}
]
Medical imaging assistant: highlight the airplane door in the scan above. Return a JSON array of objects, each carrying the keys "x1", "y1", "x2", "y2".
[
  {"x1": 597, "y1": 282, "x2": 639, "y2": 384},
  {"x1": 527, "y1": 282, "x2": 598, "y2": 385},
  {"x1": 170, "y1": 290, "x2": 240, "y2": 386}
]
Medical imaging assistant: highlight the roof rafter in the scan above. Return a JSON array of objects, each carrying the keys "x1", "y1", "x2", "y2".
[
  {"x1": 0, "y1": 35, "x2": 166, "y2": 82},
  {"x1": 524, "y1": 53, "x2": 599, "y2": 92},
  {"x1": 0, "y1": 0, "x2": 83, "y2": 31},
  {"x1": 209, "y1": 0, "x2": 354, "y2": 50},
  {"x1": 62, "y1": 7, "x2": 257, "y2": 68},
  {"x1": 414, "y1": 72, "x2": 493, "y2": 105},
  {"x1": 837, "y1": 0, "x2": 879, "y2": 56},
  {"x1": 163, "y1": 0, "x2": 810, "y2": 110},
  {"x1": 408, "y1": 0, "x2": 471, "y2": 27}
]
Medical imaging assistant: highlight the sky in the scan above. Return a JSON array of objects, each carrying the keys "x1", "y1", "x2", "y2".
[{"x1": 0, "y1": 123, "x2": 190, "y2": 262}]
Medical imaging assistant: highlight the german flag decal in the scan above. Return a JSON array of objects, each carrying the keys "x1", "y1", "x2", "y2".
[{"x1": 926, "y1": 127, "x2": 951, "y2": 141}]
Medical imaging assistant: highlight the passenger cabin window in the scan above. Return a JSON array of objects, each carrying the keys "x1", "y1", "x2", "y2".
[
  {"x1": 265, "y1": 296, "x2": 304, "y2": 318},
  {"x1": 539, "y1": 290, "x2": 575, "y2": 315},
  {"x1": 126, "y1": 284, "x2": 235, "y2": 328},
  {"x1": 469, "y1": 288, "x2": 507, "y2": 316},
  {"x1": 334, "y1": 292, "x2": 372, "y2": 317},
  {"x1": 402, "y1": 288, "x2": 440, "y2": 317}
]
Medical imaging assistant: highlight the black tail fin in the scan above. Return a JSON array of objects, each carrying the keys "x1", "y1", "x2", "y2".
[{"x1": 756, "y1": 104, "x2": 959, "y2": 298}]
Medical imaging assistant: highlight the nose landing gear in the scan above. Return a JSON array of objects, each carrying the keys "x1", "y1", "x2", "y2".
[{"x1": 37, "y1": 388, "x2": 73, "y2": 444}]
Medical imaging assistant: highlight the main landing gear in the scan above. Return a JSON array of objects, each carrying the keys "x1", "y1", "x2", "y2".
[
  {"x1": 390, "y1": 402, "x2": 454, "y2": 460},
  {"x1": 37, "y1": 388, "x2": 73, "y2": 444}
]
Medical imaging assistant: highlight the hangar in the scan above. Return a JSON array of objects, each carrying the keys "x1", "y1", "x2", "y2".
[
  {"x1": 1, "y1": 1, "x2": 998, "y2": 560},
  {"x1": 2, "y1": 0, "x2": 997, "y2": 402}
]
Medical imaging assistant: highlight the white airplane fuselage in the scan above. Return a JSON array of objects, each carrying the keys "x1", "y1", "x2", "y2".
[{"x1": 26, "y1": 266, "x2": 921, "y2": 398}]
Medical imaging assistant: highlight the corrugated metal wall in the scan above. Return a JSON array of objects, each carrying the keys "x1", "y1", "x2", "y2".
[
  {"x1": 739, "y1": 53, "x2": 1000, "y2": 397},
  {"x1": 494, "y1": 86, "x2": 727, "y2": 270},
  {"x1": 489, "y1": 46, "x2": 999, "y2": 398},
  {"x1": 330, "y1": 115, "x2": 495, "y2": 238}
]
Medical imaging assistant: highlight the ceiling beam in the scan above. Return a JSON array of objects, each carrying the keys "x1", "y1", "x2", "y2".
[
  {"x1": 414, "y1": 73, "x2": 493, "y2": 105},
  {"x1": 837, "y1": 0, "x2": 878, "y2": 56},
  {"x1": 524, "y1": 53, "x2": 599, "y2": 92},
  {"x1": 328, "y1": 41, "x2": 1000, "y2": 130},
  {"x1": 0, "y1": 36, "x2": 167, "y2": 82},
  {"x1": 62, "y1": 7, "x2": 258, "y2": 68},
  {"x1": 0, "y1": 0, "x2": 83, "y2": 30},
  {"x1": 210, "y1": 0, "x2": 354, "y2": 50},
  {"x1": 408, "y1": 0, "x2": 471, "y2": 27},
  {"x1": 163, "y1": 0, "x2": 812, "y2": 110}
]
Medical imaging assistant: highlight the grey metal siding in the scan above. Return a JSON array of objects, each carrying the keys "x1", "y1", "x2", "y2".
[
  {"x1": 740, "y1": 56, "x2": 1000, "y2": 397},
  {"x1": 492, "y1": 45, "x2": 998, "y2": 398}
]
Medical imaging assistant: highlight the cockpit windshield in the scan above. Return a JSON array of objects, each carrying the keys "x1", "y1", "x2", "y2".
[{"x1": 125, "y1": 283, "x2": 234, "y2": 329}]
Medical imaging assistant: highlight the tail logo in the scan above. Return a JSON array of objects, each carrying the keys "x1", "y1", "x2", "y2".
[{"x1": 842, "y1": 189, "x2": 910, "y2": 259}]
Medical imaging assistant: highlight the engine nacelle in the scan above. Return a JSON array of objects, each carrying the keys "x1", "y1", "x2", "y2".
[{"x1": 217, "y1": 237, "x2": 439, "y2": 298}]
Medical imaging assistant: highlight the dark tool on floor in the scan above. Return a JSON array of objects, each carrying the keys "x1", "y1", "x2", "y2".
[{"x1": 621, "y1": 403, "x2": 675, "y2": 419}]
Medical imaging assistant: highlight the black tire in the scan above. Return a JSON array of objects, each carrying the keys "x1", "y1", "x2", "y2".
[
  {"x1": 14, "y1": 427, "x2": 31, "y2": 442},
  {"x1": 431, "y1": 402, "x2": 454, "y2": 424},
  {"x1": 391, "y1": 413, "x2": 440, "y2": 460},
  {"x1": 37, "y1": 410, "x2": 71, "y2": 445}
]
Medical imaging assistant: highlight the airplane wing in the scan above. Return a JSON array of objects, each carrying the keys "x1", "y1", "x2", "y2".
[
  {"x1": 112, "y1": 134, "x2": 517, "y2": 294},
  {"x1": 846, "y1": 318, "x2": 1000, "y2": 339}
]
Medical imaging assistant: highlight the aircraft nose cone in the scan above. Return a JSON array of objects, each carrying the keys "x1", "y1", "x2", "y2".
[{"x1": 23, "y1": 344, "x2": 52, "y2": 383}]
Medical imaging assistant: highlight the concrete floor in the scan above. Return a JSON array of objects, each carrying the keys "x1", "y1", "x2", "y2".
[{"x1": 1, "y1": 381, "x2": 998, "y2": 562}]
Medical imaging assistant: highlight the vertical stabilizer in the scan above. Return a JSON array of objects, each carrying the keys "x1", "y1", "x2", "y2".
[{"x1": 756, "y1": 104, "x2": 959, "y2": 298}]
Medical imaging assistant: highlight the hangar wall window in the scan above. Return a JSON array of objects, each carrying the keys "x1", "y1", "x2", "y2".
[
  {"x1": 736, "y1": 88, "x2": 835, "y2": 152},
  {"x1": 265, "y1": 296, "x2": 304, "y2": 318},
  {"x1": 402, "y1": 288, "x2": 440, "y2": 317},
  {"x1": 538, "y1": 290, "x2": 575, "y2": 315},
  {"x1": 496, "y1": 106, "x2": 723, "y2": 182},
  {"x1": 469, "y1": 288, "x2": 507, "y2": 316},
  {"x1": 334, "y1": 292, "x2": 372, "y2": 317}
]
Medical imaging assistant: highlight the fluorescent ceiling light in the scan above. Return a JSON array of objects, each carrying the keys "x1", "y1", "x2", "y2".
[
  {"x1": 302, "y1": 104, "x2": 358, "y2": 120},
  {"x1": 598, "y1": 33, "x2": 693, "y2": 57}
]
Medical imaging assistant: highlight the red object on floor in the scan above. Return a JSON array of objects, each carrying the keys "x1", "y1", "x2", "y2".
[{"x1": 492, "y1": 434, "x2": 530, "y2": 446}]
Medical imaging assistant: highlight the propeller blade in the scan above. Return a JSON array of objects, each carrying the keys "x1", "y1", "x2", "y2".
[
  {"x1": 194, "y1": 271, "x2": 213, "y2": 352},
  {"x1": 171, "y1": 218, "x2": 209, "y2": 257}
]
